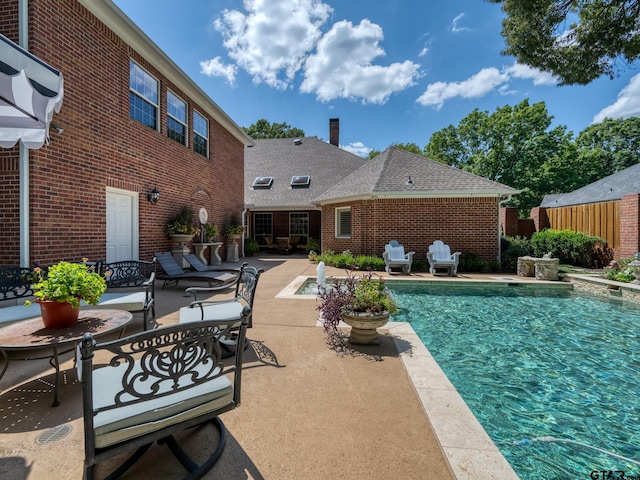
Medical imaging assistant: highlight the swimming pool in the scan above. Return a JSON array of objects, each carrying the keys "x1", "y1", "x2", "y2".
[{"x1": 389, "y1": 282, "x2": 640, "y2": 479}]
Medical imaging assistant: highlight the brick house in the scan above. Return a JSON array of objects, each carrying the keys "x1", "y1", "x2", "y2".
[
  {"x1": 245, "y1": 120, "x2": 519, "y2": 262},
  {"x1": 0, "y1": 0, "x2": 252, "y2": 266}
]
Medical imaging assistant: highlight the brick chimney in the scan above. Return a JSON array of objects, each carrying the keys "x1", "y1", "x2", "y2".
[{"x1": 329, "y1": 118, "x2": 339, "y2": 146}]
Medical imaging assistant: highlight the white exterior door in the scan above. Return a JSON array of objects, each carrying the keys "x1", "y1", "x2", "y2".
[{"x1": 106, "y1": 188, "x2": 139, "y2": 262}]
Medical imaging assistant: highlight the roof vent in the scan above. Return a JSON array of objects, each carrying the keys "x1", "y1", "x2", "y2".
[{"x1": 293, "y1": 138, "x2": 302, "y2": 145}]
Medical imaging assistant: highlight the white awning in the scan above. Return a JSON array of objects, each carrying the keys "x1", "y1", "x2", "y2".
[{"x1": 0, "y1": 33, "x2": 64, "y2": 149}]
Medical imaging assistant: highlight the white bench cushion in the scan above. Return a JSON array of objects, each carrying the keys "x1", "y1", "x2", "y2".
[
  {"x1": 81, "y1": 292, "x2": 147, "y2": 311},
  {"x1": 179, "y1": 301, "x2": 244, "y2": 324},
  {"x1": 92, "y1": 360, "x2": 232, "y2": 448}
]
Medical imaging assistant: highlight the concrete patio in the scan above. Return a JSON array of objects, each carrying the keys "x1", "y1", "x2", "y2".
[{"x1": 0, "y1": 255, "x2": 526, "y2": 479}]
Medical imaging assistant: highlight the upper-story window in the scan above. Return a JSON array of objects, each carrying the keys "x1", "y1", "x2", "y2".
[
  {"x1": 129, "y1": 60, "x2": 158, "y2": 130},
  {"x1": 167, "y1": 90, "x2": 187, "y2": 146},
  {"x1": 193, "y1": 110, "x2": 208, "y2": 157}
]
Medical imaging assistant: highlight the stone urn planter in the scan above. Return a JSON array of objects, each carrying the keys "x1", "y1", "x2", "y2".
[
  {"x1": 169, "y1": 234, "x2": 194, "y2": 249},
  {"x1": 341, "y1": 311, "x2": 390, "y2": 345}
]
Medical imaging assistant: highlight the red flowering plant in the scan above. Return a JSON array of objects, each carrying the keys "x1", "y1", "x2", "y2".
[{"x1": 316, "y1": 269, "x2": 397, "y2": 333}]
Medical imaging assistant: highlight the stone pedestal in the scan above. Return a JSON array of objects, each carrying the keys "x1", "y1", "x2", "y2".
[
  {"x1": 517, "y1": 256, "x2": 536, "y2": 277},
  {"x1": 226, "y1": 243, "x2": 239, "y2": 263},
  {"x1": 535, "y1": 258, "x2": 559, "y2": 281}
]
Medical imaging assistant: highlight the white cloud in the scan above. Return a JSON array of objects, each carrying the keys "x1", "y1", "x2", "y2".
[
  {"x1": 200, "y1": 57, "x2": 237, "y2": 84},
  {"x1": 341, "y1": 141, "x2": 372, "y2": 157},
  {"x1": 416, "y1": 67, "x2": 508, "y2": 110},
  {"x1": 593, "y1": 73, "x2": 640, "y2": 122},
  {"x1": 416, "y1": 62, "x2": 557, "y2": 109},
  {"x1": 505, "y1": 63, "x2": 557, "y2": 86},
  {"x1": 301, "y1": 19, "x2": 419, "y2": 103},
  {"x1": 418, "y1": 47, "x2": 428, "y2": 57},
  {"x1": 207, "y1": 0, "x2": 419, "y2": 103},
  {"x1": 212, "y1": 0, "x2": 332, "y2": 89},
  {"x1": 451, "y1": 13, "x2": 471, "y2": 33}
]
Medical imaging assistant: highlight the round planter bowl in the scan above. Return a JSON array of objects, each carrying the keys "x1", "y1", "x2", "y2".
[
  {"x1": 37, "y1": 299, "x2": 80, "y2": 329},
  {"x1": 341, "y1": 311, "x2": 390, "y2": 345}
]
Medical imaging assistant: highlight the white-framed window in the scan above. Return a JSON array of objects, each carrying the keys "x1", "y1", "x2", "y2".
[
  {"x1": 167, "y1": 90, "x2": 187, "y2": 146},
  {"x1": 193, "y1": 110, "x2": 208, "y2": 157},
  {"x1": 335, "y1": 207, "x2": 351, "y2": 238},
  {"x1": 129, "y1": 60, "x2": 158, "y2": 130}
]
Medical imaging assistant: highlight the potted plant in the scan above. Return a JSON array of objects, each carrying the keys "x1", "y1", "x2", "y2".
[
  {"x1": 244, "y1": 238, "x2": 260, "y2": 256},
  {"x1": 316, "y1": 269, "x2": 398, "y2": 345},
  {"x1": 202, "y1": 223, "x2": 219, "y2": 242},
  {"x1": 221, "y1": 213, "x2": 245, "y2": 239},
  {"x1": 305, "y1": 237, "x2": 320, "y2": 254},
  {"x1": 25, "y1": 260, "x2": 107, "y2": 328},
  {"x1": 166, "y1": 206, "x2": 199, "y2": 247}
]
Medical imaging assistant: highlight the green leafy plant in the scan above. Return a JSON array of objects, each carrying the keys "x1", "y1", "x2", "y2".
[
  {"x1": 316, "y1": 270, "x2": 397, "y2": 333},
  {"x1": 166, "y1": 206, "x2": 199, "y2": 235},
  {"x1": 202, "y1": 223, "x2": 218, "y2": 238},
  {"x1": 602, "y1": 258, "x2": 636, "y2": 283},
  {"x1": 221, "y1": 212, "x2": 245, "y2": 237},
  {"x1": 305, "y1": 237, "x2": 320, "y2": 253},
  {"x1": 530, "y1": 229, "x2": 603, "y2": 267},
  {"x1": 25, "y1": 261, "x2": 107, "y2": 308},
  {"x1": 314, "y1": 250, "x2": 386, "y2": 271},
  {"x1": 244, "y1": 238, "x2": 260, "y2": 254}
]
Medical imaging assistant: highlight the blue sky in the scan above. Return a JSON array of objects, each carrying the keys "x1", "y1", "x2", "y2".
[{"x1": 113, "y1": 0, "x2": 640, "y2": 157}]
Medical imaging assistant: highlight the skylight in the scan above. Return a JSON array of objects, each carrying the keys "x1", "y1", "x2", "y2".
[
  {"x1": 291, "y1": 175, "x2": 310, "y2": 188},
  {"x1": 252, "y1": 177, "x2": 273, "y2": 189}
]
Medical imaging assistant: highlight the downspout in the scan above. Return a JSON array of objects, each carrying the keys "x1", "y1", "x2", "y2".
[
  {"x1": 241, "y1": 207, "x2": 247, "y2": 257},
  {"x1": 19, "y1": 0, "x2": 29, "y2": 267},
  {"x1": 498, "y1": 194, "x2": 513, "y2": 262}
]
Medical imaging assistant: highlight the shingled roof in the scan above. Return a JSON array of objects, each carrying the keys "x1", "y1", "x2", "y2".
[
  {"x1": 313, "y1": 147, "x2": 519, "y2": 204},
  {"x1": 540, "y1": 163, "x2": 640, "y2": 208},
  {"x1": 244, "y1": 137, "x2": 367, "y2": 209}
]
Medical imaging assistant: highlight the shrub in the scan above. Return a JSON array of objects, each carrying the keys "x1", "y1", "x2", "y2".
[
  {"x1": 458, "y1": 253, "x2": 486, "y2": 273},
  {"x1": 315, "y1": 250, "x2": 385, "y2": 271},
  {"x1": 501, "y1": 235, "x2": 533, "y2": 272},
  {"x1": 530, "y1": 229, "x2": 603, "y2": 267}
]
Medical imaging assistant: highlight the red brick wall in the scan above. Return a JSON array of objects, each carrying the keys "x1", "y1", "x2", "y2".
[
  {"x1": 618, "y1": 193, "x2": 640, "y2": 258},
  {"x1": 0, "y1": 0, "x2": 244, "y2": 265},
  {"x1": 321, "y1": 197, "x2": 501, "y2": 261}
]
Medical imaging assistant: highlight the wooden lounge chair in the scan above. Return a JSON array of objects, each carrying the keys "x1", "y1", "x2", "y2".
[
  {"x1": 154, "y1": 252, "x2": 238, "y2": 288},
  {"x1": 79, "y1": 308, "x2": 251, "y2": 479},
  {"x1": 261, "y1": 234, "x2": 278, "y2": 251},
  {"x1": 383, "y1": 240, "x2": 415, "y2": 274},
  {"x1": 427, "y1": 240, "x2": 462, "y2": 276}
]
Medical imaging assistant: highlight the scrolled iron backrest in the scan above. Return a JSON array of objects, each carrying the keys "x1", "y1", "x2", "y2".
[
  {"x1": 0, "y1": 266, "x2": 37, "y2": 302},
  {"x1": 235, "y1": 266, "x2": 263, "y2": 308},
  {"x1": 102, "y1": 259, "x2": 156, "y2": 288},
  {"x1": 80, "y1": 311, "x2": 250, "y2": 415}
]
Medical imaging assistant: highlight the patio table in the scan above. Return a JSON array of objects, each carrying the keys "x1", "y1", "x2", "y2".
[{"x1": 0, "y1": 309, "x2": 133, "y2": 406}]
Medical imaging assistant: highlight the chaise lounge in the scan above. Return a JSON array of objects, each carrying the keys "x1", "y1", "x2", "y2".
[
  {"x1": 154, "y1": 252, "x2": 238, "y2": 288},
  {"x1": 427, "y1": 240, "x2": 461, "y2": 276}
]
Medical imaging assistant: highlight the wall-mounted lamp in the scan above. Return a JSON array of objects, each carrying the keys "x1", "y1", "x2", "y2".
[
  {"x1": 50, "y1": 123, "x2": 64, "y2": 134},
  {"x1": 405, "y1": 176, "x2": 414, "y2": 186},
  {"x1": 146, "y1": 187, "x2": 160, "y2": 204}
]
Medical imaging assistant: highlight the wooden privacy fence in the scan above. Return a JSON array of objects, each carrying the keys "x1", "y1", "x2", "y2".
[{"x1": 546, "y1": 200, "x2": 619, "y2": 248}]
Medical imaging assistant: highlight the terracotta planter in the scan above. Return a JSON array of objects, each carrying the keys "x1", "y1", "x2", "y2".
[
  {"x1": 37, "y1": 299, "x2": 80, "y2": 329},
  {"x1": 341, "y1": 311, "x2": 390, "y2": 345}
]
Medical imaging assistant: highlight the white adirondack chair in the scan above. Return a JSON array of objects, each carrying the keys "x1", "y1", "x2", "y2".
[
  {"x1": 383, "y1": 240, "x2": 415, "y2": 274},
  {"x1": 427, "y1": 240, "x2": 461, "y2": 276}
]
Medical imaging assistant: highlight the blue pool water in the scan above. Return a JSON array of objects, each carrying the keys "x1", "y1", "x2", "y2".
[{"x1": 388, "y1": 283, "x2": 640, "y2": 480}]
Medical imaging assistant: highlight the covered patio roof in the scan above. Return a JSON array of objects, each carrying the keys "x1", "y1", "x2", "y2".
[{"x1": 0, "y1": 33, "x2": 64, "y2": 149}]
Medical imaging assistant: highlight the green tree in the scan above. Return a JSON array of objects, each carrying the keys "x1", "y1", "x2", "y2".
[
  {"x1": 243, "y1": 119, "x2": 305, "y2": 139},
  {"x1": 574, "y1": 117, "x2": 640, "y2": 184},
  {"x1": 391, "y1": 142, "x2": 425, "y2": 156},
  {"x1": 425, "y1": 99, "x2": 576, "y2": 213},
  {"x1": 488, "y1": 0, "x2": 640, "y2": 85}
]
